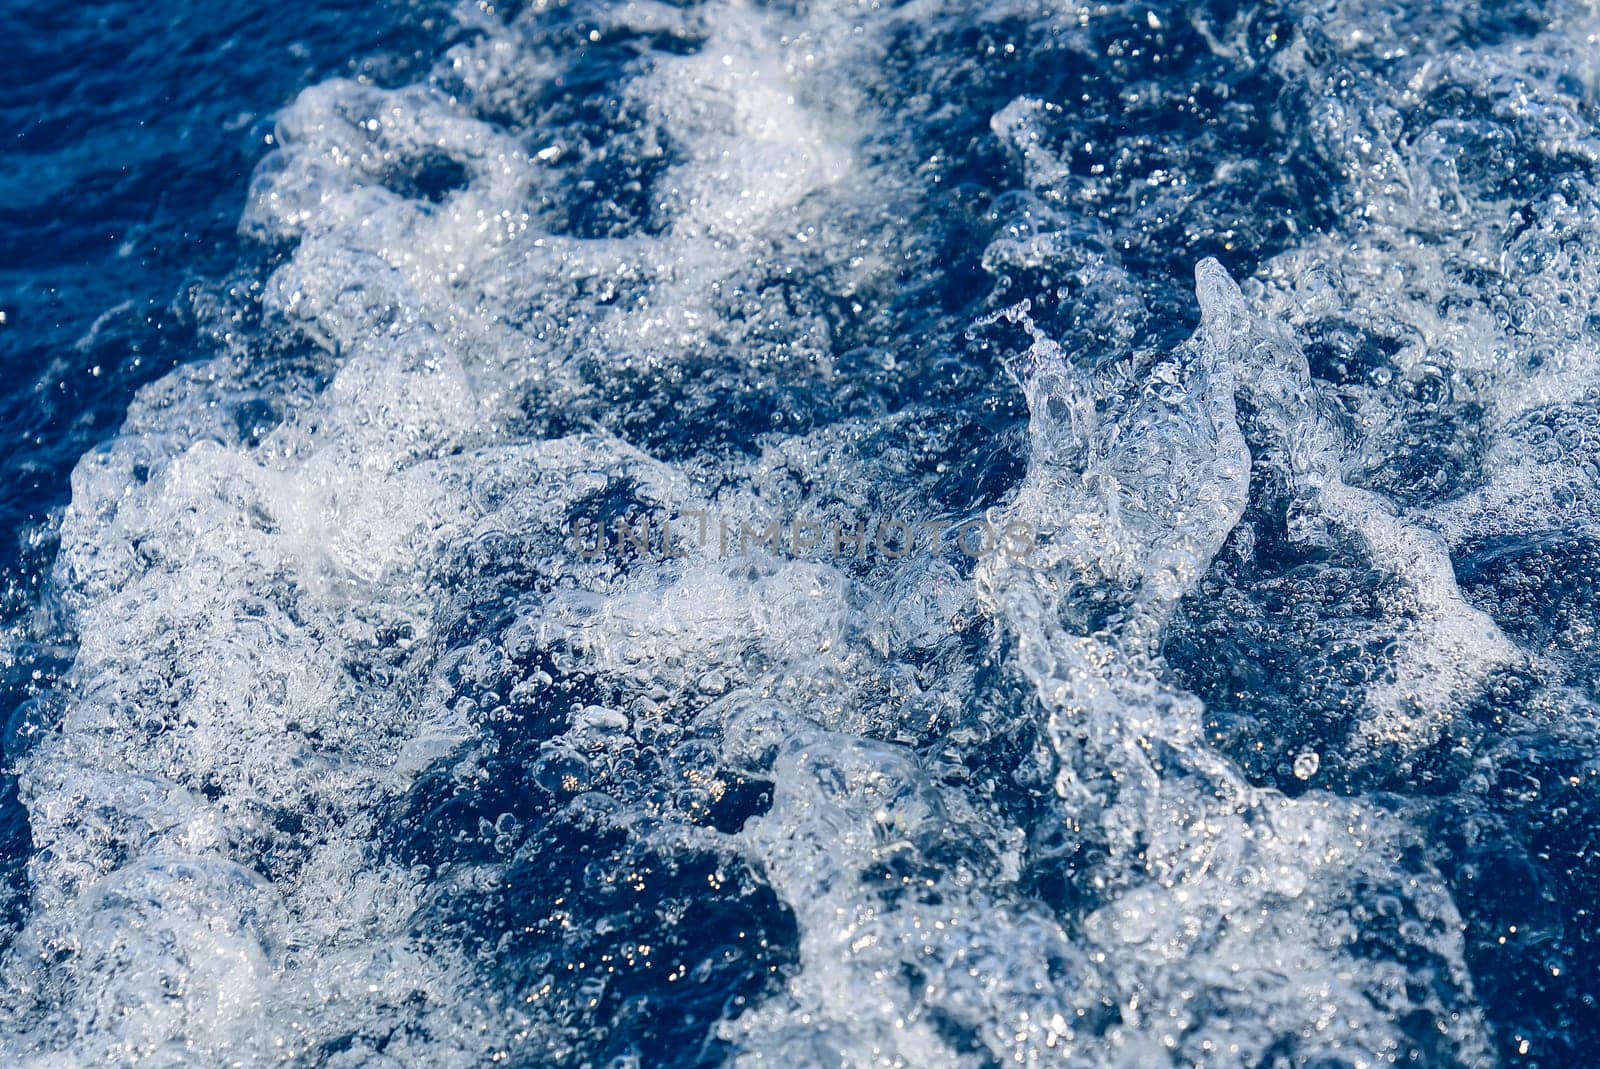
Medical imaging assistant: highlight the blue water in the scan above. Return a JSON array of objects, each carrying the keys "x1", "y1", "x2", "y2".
[
  {"x1": 2, "y1": 1, "x2": 1598, "y2": 1065},
  {"x1": 0, "y1": 0, "x2": 439, "y2": 932}
]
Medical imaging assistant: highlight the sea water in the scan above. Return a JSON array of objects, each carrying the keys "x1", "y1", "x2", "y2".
[{"x1": 2, "y1": 1, "x2": 1598, "y2": 1065}]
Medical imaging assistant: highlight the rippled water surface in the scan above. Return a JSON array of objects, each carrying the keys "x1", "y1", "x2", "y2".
[{"x1": 3, "y1": 1, "x2": 1600, "y2": 1065}]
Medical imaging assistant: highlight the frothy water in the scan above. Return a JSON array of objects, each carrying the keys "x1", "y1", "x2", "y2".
[{"x1": 4, "y1": 0, "x2": 1600, "y2": 1065}]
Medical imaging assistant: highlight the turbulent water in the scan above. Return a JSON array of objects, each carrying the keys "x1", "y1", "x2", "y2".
[{"x1": 3, "y1": 0, "x2": 1600, "y2": 1065}]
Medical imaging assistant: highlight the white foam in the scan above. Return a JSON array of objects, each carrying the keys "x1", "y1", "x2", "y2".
[{"x1": 6, "y1": 0, "x2": 1599, "y2": 1064}]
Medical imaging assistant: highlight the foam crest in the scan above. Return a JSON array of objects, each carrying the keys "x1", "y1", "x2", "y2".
[{"x1": 975, "y1": 262, "x2": 1491, "y2": 1065}]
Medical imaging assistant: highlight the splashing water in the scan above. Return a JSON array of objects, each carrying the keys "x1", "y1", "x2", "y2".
[{"x1": 4, "y1": 0, "x2": 1600, "y2": 1065}]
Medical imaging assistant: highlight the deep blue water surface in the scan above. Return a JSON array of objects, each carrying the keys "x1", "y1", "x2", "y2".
[{"x1": 3, "y1": 1, "x2": 1599, "y2": 1066}]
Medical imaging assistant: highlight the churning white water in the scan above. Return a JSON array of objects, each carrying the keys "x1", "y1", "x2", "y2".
[{"x1": 4, "y1": 0, "x2": 1600, "y2": 1065}]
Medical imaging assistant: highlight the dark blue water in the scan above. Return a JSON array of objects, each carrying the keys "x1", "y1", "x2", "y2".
[
  {"x1": 0, "y1": 0, "x2": 439, "y2": 544},
  {"x1": 2, "y1": 1, "x2": 1598, "y2": 1065}
]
